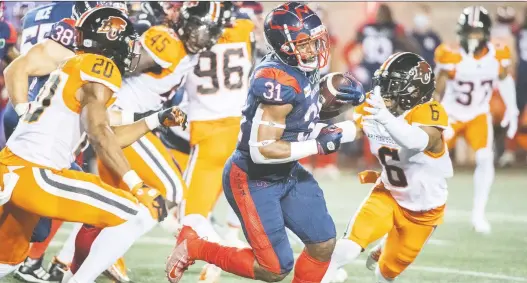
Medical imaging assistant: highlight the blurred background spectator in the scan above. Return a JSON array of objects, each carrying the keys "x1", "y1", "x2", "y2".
[
  {"x1": 410, "y1": 4, "x2": 441, "y2": 70},
  {"x1": 1, "y1": 1, "x2": 526, "y2": 172}
]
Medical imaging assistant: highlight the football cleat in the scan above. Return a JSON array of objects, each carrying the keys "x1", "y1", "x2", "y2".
[
  {"x1": 14, "y1": 256, "x2": 52, "y2": 283},
  {"x1": 103, "y1": 257, "x2": 131, "y2": 283},
  {"x1": 47, "y1": 256, "x2": 69, "y2": 282},
  {"x1": 166, "y1": 226, "x2": 198, "y2": 283}
]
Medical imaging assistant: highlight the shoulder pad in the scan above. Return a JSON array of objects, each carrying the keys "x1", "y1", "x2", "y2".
[
  {"x1": 141, "y1": 26, "x2": 185, "y2": 69},
  {"x1": 47, "y1": 19, "x2": 76, "y2": 50},
  {"x1": 251, "y1": 67, "x2": 301, "y2": 105},
  {"x1": 434, "y1": 43, "x2": 462, "y2": 71},
  {"x1": 219, "y1": 19, "x2": 254, "y2": 44},
  {"x1": 405, "y1": 101, "x2": 448, "y2": 129},
  {"x1": 78, "y1": 54, "x2": 122, "y2": 92}
]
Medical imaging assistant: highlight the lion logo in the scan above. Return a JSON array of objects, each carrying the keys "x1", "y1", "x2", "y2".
[
  {"x1": 410, "y1": 61, "x2": 432, "y2": 84},
  {"x1": 97, "y1": 16, "x2": 127, "y2": 41}
]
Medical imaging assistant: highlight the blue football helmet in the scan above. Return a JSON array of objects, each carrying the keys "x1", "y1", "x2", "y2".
[{"x1": 263, "y1": 2, "x2": 330, "y2": 72}]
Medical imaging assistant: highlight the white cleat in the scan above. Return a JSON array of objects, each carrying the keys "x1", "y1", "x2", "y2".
[
  {"x1": 198, "y1": 264, "x2": 222, "y2": 283},
  {"x1": 329, "y1": 268, "x2": 348, "y2": 283},
  {"x1": 498, "y1": 151, "x2": 515, "y2": 168},
  {"x1": 472, "y1": 217, "x2": 491, "y2": 234}
]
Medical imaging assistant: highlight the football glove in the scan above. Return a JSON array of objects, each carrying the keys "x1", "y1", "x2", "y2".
[
  {"x1": 131, "y1": 183, "x2": 167, "y2": 222},
  {"x1": 363, "y1": 86, "x2": 395, "y2": 125},
  {"x1": 335, "y1": 73, "x2": 366, "y2": 106},
  {"x1": 316, "y1": 124, "x2": 343, "y2": 155},
  {"x1": 158, "y1": 106, "x2": 188, "y2": 130}
]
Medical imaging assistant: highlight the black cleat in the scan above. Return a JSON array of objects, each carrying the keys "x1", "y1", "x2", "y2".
[
  {"x1": 47, "y1": 257, "x2": 69, "y2": 282},
  {"x1": 14, "y1": 256, "x2": 52, "y2": 283}
]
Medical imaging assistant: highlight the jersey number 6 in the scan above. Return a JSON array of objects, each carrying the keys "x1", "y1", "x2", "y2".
[{"x1": 378, "y1": 146, "x2": 408, "y2": 187}]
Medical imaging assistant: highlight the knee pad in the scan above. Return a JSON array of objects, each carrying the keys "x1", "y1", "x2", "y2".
[{"x1": 475, "y1": 149, "x2": 494, "y2": 165}]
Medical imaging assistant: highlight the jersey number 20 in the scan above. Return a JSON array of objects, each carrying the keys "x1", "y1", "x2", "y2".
[{"x1": 378, "y1": 147, "x2": 408, "y2": 187}]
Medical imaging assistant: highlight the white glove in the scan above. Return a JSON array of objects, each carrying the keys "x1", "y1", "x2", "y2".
[
  {"x1": 362, "y1": 86, "x2": 395, "y2": 125},
  {"x1": 501, "y1": 108, "x2": 519, "y2": 139}
]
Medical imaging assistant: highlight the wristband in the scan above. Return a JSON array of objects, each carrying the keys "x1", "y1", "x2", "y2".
[
  {"x1": 335, "y1": 120, "x2": 357, "y2": 143},
  {"x1": 14, "y1": 103, "x2": 29, "y2": 117},
  {"x1": 123, "y1": 170, "x2": 142, "y2": 190},
  {"x1": 145, "y1": 113, "x2": 161, "y2": 130},
  {"x1": 290, "y1": 139, "x2": 319, "y2": 159},
  {"x1": 121, "y1": 110, "x2": 134, "y2": 125}
]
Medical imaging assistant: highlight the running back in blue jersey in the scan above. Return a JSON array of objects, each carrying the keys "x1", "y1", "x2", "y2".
[{"x1": 235, "y1": 54, "x2": 322, "y2": 179}]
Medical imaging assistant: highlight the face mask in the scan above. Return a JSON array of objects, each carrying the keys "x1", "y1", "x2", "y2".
[
  {"x1": 413, "y1": 14, "x2": 429, "y2": 29},
  {"x1": 467, "y1": 38, "x2": 480, "y2": 54}
]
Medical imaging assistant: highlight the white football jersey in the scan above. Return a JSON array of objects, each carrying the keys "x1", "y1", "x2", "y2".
[
  {"x1": 435, "y1": 42, "x2": 511, "y2": 122},
  {"x1": 184, "y1": 19, "x2": 254, "y2": 122},
  {"x1": 354, "y1": 100, "x2": 453, "y2": 211},
  {"x1": 112, "y1": 26, "x2": 198, "y2": 113},
  {"x1": 8, "y1": 54, "x2": 121, "y2": 169}
]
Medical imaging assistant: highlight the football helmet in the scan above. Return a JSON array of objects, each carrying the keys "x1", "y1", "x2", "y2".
[
  {"x1": 75, "y1": 7, "x2": 140, "y2": 74},
  {"x1": 263, "y1": 2, "x2": 330, "y2": 72},
  {"x1": 72, "y1": 1, "x2": 128, "y2": 20},
  {"x1": 175, "y1": 1, "x2": 229, "y2": 54},
  {"x1": 457, "y1": 6, "x2": 492, "y2": 54},
  {"x1": 372, "y1": 52, "x2": 435, "y2": 115}
]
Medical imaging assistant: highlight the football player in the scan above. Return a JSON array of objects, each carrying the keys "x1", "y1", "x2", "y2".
[
  {"x1": 166, "y1": 3, "x2": 364, "y2": 283},
  {"x1": 68, "y1": 2, "x2": 228, "y2": 282},
  {"x1": 434, "y1": 6, "x2": 518, "y2": 234},
  {"x1": 5, "y1": 3, "x2": 133, "y2": 282},
  {"x1": 0, "y1": 6, "x2": 187, "y2": 282},
  {"x1": 322, "y1": 52, "x2": 452, "y2": 283},
  {"x1": 167, "y1": 3, "x2": 255, "y2": 281}
]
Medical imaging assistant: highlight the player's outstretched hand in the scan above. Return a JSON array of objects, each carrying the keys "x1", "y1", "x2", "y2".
[
  {"x1": 158, "y1": 106, "x2": 188, "y2": 130},
  {"x1": 316, "y1": 124, "x2": 343, "y2": 155},
  {"x1": 363, "y1": 86, "x2": 394, "y2": 125},
  {"x1": 334, "y1": 72, "x2": 366, "y2": 106},
  {"x1": 131, "y1": 183, "x2": 168, "y2": 222}
]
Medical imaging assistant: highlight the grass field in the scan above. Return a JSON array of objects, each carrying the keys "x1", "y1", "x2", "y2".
[{"x1": 3, "y1": 169, "x2": 527, "y2": 283}]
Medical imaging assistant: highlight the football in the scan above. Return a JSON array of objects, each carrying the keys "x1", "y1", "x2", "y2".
[{"x1": 319, "y1": 72, "x2": 360, "y2": 120}]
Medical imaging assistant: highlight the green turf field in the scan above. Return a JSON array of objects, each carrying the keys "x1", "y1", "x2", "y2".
[{"x1": 4, "y1": 169, "x2": 527, "y2": 283}]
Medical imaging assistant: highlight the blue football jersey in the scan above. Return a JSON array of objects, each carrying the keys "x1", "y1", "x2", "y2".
[
  {"x1": 234, "y1": 54, "x2": 322, "y2": 179},
  {"x1": 21, "y1": 2, "x2": 75, "y2": 101}
]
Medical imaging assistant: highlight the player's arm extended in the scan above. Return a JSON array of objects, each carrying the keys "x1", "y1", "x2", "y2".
[
  {"x1": 250, "y1": 104, "x2": 319, "y2": 164},
  {"x1": 497, "y1": 57, "x2": 519, "y2": 116},
  {"x1": 4, "y1": 39, "x2": 73, "y2": 113}
]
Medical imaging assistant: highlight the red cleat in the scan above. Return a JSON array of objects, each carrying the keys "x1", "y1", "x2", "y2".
[{"x1": 166, "y1": 226, "x2": 199, "y2": 283}]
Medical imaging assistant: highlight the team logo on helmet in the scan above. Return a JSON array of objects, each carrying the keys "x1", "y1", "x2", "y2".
[
  {"x1": 409, "y1": 61, "x2": 432, "y2": 84},
  {"x1": 97, "y1": 16, "x2": 127, "y2": 41}
]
